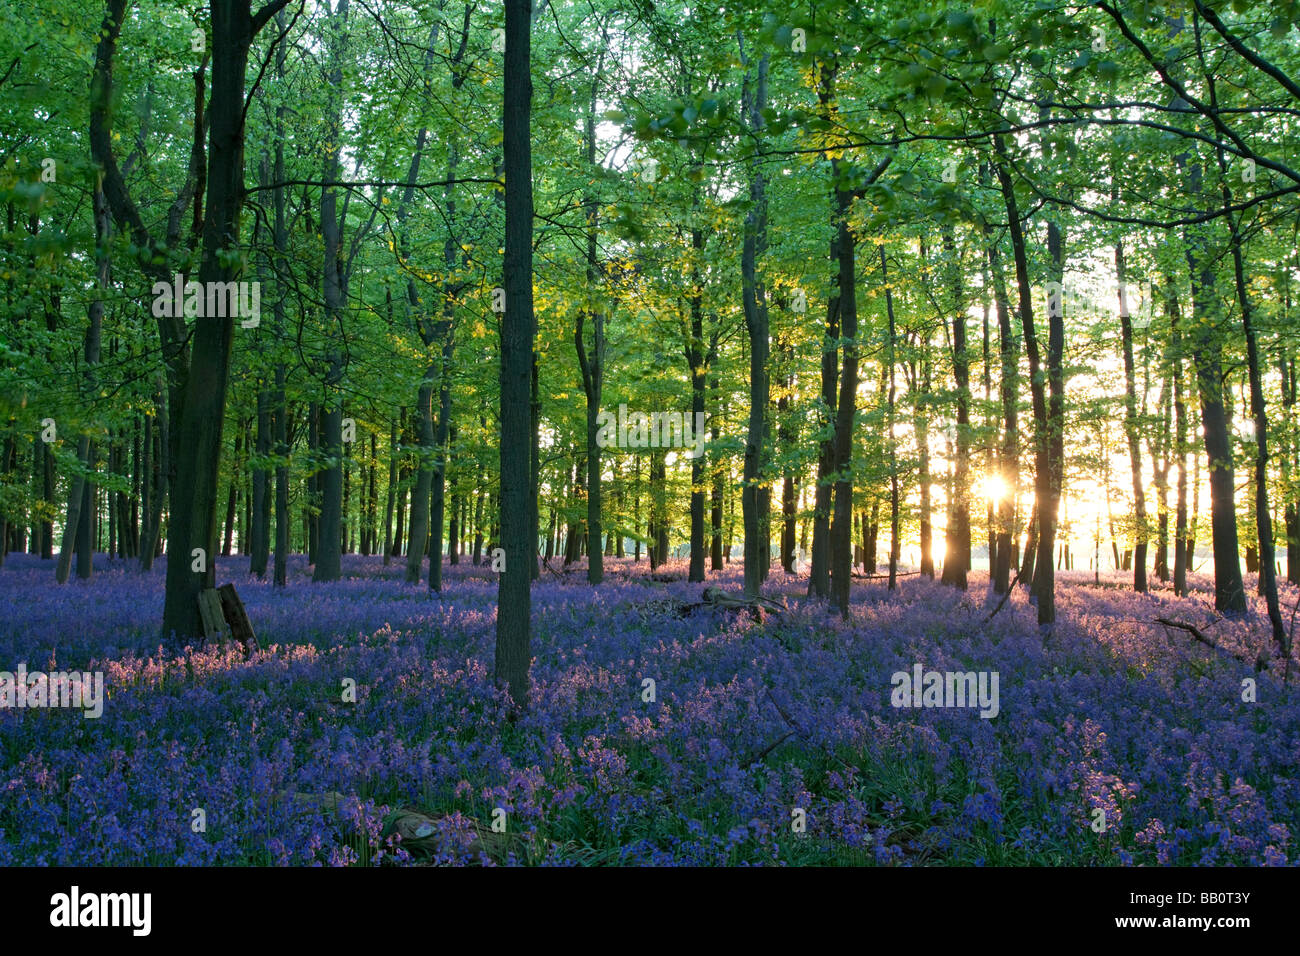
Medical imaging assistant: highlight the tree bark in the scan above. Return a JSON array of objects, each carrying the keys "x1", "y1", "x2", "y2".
[
  {"x1": 740, "y1": 52, "x2": 769, "y2": 598},
  {"x1": 940, "y1": 228, "x2": 971, "y2": 589},
  {"x1": 162, "y1": 0, "x2": 288, "y2": 640},
  {"x1": 496, "y1": 0, "x2": 535, "y2": 708},
  {"x1": 1117, "y1": 236, "x2": 1148, "y2": 592}
]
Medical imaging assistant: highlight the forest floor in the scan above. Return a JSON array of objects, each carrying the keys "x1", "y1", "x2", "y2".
[{"x1": 1, "y1": 553, "x2": 1297, "y2": 866}]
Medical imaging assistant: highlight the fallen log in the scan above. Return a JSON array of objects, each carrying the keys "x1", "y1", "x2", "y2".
[
  {"x1": 678, "y1": 586, "x2": 785, "y2": 617},
  {"x1": 282, "y1": 791, "x2": 521, "y2": 861}
]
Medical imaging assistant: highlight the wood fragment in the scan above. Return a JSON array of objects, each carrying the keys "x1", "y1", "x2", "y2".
[
  {"x1": 197, "y1": 588, "x2": 228, "y2": 641},
  {"x1": 218, "y1": 583, "x2": 258, "y2": 648},
  {"x1": 198, "y1": 584, "x2": 258, "y2": 649}
]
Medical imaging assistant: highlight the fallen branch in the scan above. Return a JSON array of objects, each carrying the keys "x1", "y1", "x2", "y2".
[
  {"x1": 678, "y1": 586, "x2": 785, "y2": 617},
  {"x1": 1286, "y1": 589, "x2": 1300, "y2": 685},
  {"x1": 852, "y1": 570, "x2": 923, "y2": 580},
  {"x1": 281, "y1": 791, "x2": 520, "y2": 860},
  {"x1": 739, "y1": 730, "x2": 796, "y2": 769},
  {"x1": 1155, "y1": 617, "x2": 1269, "y2": 672},
  {"x1": 981, "y1": 567, "x2": 1023, "y2": 626},
  {"x1": 763, "y1": 689, "x2": 855, "y2": 773}
]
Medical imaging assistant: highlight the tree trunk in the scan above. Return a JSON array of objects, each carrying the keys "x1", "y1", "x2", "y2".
[
  {"x1": 989, "y1": 230, "x2": 1018, "y2": 594},
  {"x1": 495, "y1": 0, "x2": 535, "y2": 708},
  {"x1": 222, "y1": 424, "x2": 241, "y2": 556},
  {"x1": 162, "y1": 0, "x2": 283, "y2": 641},
  {"x1": 940, "y1": 228, "x2": 971, "y2": 589},
  {"x1": 57, "y1": 167, "x2": 108, "y2": 584},
  {"x1": 882, "y1": 247, "x2": 900, "y2": 590},
  {"x1": 995, "y1": 134, "x2": 1057, "y2": 624},
  {"x1": 1181, "y1": 152, "x2": 1246, "y2": 613},
  {"x1": 1117, "y1": 237, "x2": 1148, "y2": 592},
  {"x1": 1216, "y1": 144, "x2": 1288, "y2": 654},
  {"x1": 740, "y1": 53, "x2": 769, "y2": 598}
]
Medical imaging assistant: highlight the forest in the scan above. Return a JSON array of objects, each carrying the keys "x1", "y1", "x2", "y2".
[{"x1": 1, "y1": 0, "x2": 1298, "y2": 868}]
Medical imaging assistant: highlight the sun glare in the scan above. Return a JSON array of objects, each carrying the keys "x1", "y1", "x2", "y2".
[{"x1": 978, "y1": 474, "x2": 1008, "y2": 503}]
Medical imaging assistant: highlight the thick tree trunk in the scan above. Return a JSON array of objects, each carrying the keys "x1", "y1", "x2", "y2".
[
  {"x1": 270, "y1": 23, "x2": 290, "y2": 587},
  {"x1": 1181, "y1": 154, "x2": 1246, "y2": 613},
  {"x1": 162, "y1": 0, "x2": 284, "y2": 640},
  {"x1": 495, "y1": 0, "x2": 535, "y2": 708},
  {"x1": 312, "y1": 0, "x2": 351, "y2": 585}
]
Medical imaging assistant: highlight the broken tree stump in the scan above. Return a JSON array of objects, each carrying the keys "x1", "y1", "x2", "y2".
[
  {"x1": 197, "y1": 583, "x2": 258, "y2": 649},
  {"x1": 197, "y1": 588, "x2": 228, "y2": 642}
]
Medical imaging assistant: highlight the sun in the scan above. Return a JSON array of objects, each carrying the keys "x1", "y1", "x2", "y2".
[{"x1": 978, "y1": 473, "x2": 1009, "y2": 503}]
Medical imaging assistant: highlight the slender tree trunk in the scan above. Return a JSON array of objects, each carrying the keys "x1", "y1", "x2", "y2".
[
  {"x1": 710, "y1": 392, "x2": 724, "y2": 571},
  {"x1": 1171, "y1": 280, "x2": 1190, "y2": 596},
  {"x1": 1281, "y1": 352, "x2": 1299, "y2": 586},
  {"x1": 940, "y1": 228, "x2": 971, "y2": 589},
  {"x1": 883, "y1": 247, "x2": 900, "y2": 591},
  {"x1": 57, "y1": 171, "x2": 108, "y2": 584},
  {"x1": 1216, "y1": 146, "x2": 1288, "y2": 654},
  {"x1": 1117, "y1": 237, "x2": 1148, "y2": 592},
  {"x1": 828, "y1": 157, "x2": 859, "y2": 618},
  {"x1": 576, "y1": 95, "x2": 606, "y2": 586},
  {"x1": 996, "y1": 134, "x2": 1057, "y2": 624},
  {"x1": 429, "y1": 345, "x2": 454, "y2": 591},
  {"x1": 740, "y1": 52, "x2": 770, "y2": 598},
  {"x1": 222, "y1": 425, "x2": 241, "y2": 556},
  {"x1": 989, "y1": 232, "x2": 1018, "y2": 594}
]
